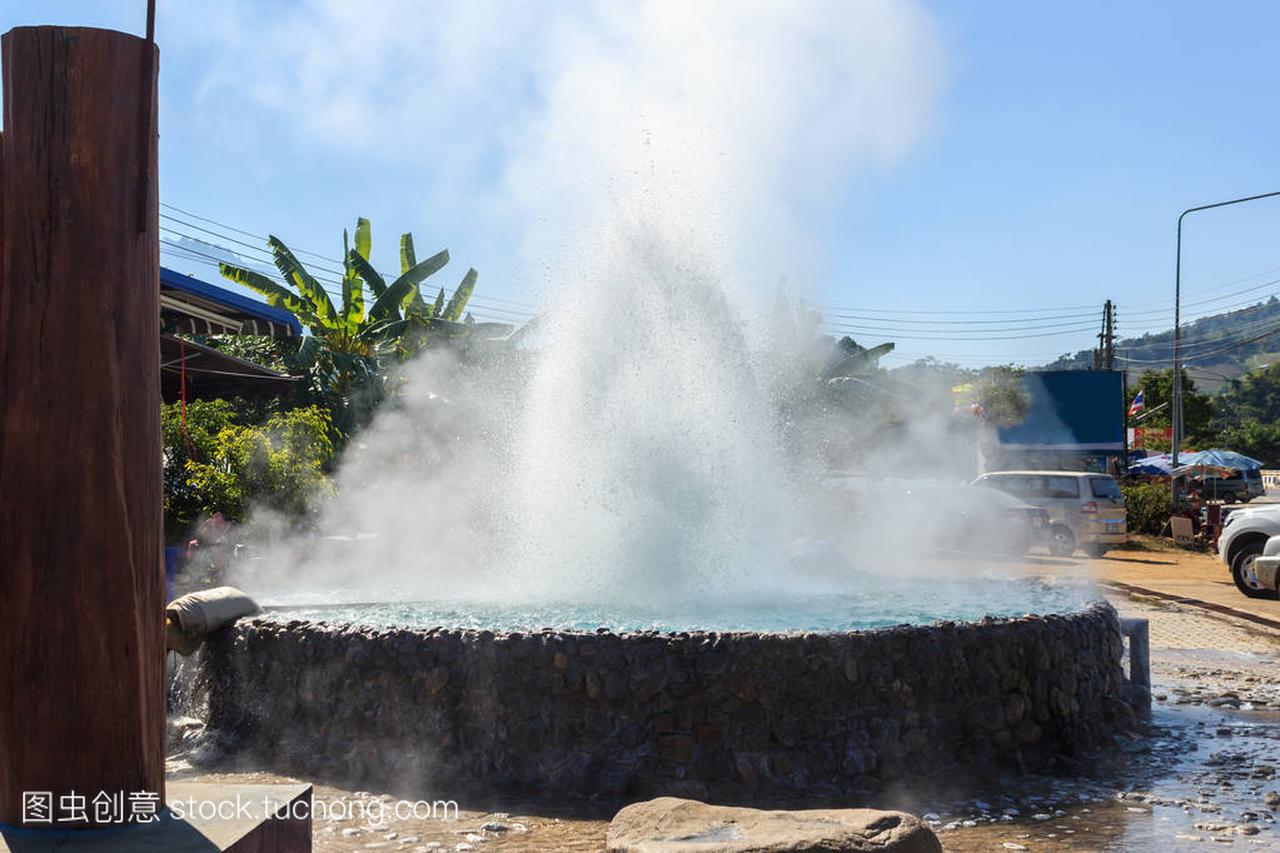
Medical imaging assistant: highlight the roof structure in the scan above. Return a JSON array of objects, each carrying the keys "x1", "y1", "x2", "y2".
[
  {"x1": 158, "y1": 267, "x2": 303, "y2": 402},
  {"x1": 161, "y1": 266, "x2": 302, "y2": 338},
  {"x1": 160, "y1": 335, "x2": 298, "y2": 403}
]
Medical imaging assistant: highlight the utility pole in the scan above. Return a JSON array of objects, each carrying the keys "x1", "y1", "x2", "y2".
[
  {"x1": 1103, "y1": 300, "x2": 1115, "y2": 370},
  {"x1": 1172, "y1": 190, "x2": 1280, "y2": 470},
  {"x1": 1093, "y1": 300, "x2": 1115, "y2": 370}
]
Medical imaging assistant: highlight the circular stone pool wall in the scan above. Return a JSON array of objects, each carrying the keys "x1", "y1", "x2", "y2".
[{"x1": 196, "y1": 601, "x2": 1133, "y2": 801}]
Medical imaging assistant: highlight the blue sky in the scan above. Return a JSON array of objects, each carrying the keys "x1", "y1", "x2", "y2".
[{"x1": 8, "y1": 1, "x2": 1280, "y2": 367}]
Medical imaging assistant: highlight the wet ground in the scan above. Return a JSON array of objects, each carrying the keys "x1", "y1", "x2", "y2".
[
  {"x1": 168, "y1": 587, "x2": 1280, "y2": 851},
  {"x1": 933, "y1": 595, "x2": 1280, "y2": 851}
]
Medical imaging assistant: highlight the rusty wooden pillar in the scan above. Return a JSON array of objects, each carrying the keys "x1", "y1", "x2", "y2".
[{"x1": 0, "y1": 26, "x2": 163, "y2": 826}]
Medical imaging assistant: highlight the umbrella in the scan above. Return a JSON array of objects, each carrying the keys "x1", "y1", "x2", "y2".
[
  {"x1": 1182, "y1": 449, "x2": 1263, "y2": 471},
  {"x1": 1172, "y1": 463, "x2": 1237, "y2": 479},
  {"x1": 1128, "y1": 454, "x2": 1173, "y2": 476}
]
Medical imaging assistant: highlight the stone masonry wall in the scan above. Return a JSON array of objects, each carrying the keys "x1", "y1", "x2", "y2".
[{"x1": 197, "y1": 602, "x2": 1132, "y2": 801}]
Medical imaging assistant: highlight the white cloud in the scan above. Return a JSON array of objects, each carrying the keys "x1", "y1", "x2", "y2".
[{"x1": 170, "y1": 0, "x2": 944, "y2": 282}]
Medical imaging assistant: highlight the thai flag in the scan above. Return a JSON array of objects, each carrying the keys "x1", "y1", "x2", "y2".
[{"x1": 1128, "y1": 389, "x2": 1144, "y2": 416}]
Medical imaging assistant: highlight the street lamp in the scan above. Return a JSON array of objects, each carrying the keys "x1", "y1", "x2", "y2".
[{"x1": 1172, "y1": 190, "x2": 1280, "y2": 470}]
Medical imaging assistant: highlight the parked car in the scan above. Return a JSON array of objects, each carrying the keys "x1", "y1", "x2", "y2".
[
  {"x1": 823, "y1": 477, "x2": 1049, "y2": 557},
  {"x1": 970, "y1": 470, "x2": 1128, "y2": 557},
  {"x1": 1190, "y1": 468, "x2": 1264, "y2": 503},
  {"x1": 1217, "y1": 504, "x2": 1280, "y2": 598},
  {"x1": 1245, "y1": 535, "x2": 1280, "y2": 599},
  {"x1": 893, "y1": 483, "x2": 1050, "y2": 556}
]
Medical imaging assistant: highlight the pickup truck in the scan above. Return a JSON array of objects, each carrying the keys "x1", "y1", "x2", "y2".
[{"x1": 1217, "y1": 504, "x2": 1280, "y2": 599}]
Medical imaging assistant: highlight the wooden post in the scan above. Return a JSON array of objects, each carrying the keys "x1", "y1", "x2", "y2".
[{"x1": 0, "y1": 26, "x2": 163, "y2": 826}]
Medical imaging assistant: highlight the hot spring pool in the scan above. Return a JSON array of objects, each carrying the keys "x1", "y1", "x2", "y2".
[
  {"x1": 256, "y1": 576, "x2": 1094, "y2": 633},
  {"x1": 201, "y1": 578, "x2": 1130, "y2": 801}
]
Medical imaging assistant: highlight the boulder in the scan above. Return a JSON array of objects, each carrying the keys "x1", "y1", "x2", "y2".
[{"x1": 607, "y1": 797, "x2": 942, "y2": 853}]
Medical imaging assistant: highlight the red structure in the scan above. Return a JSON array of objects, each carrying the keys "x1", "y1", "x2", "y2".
[{"x1": 0, "y1": 26, "x2": 164, "y2": 825}]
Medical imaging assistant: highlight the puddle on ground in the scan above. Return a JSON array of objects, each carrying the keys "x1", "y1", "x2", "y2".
[{"x1": 924, "y1": 698, "x2": 1279, "y2": 850}]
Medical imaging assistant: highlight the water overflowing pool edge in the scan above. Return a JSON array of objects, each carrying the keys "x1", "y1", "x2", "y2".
[{"x1": 195, "y1": 600, "x2": 1136, "y2": 801}]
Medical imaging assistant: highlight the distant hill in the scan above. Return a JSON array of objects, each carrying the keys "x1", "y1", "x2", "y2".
[{"x1": 1040, "y1": 297, "x2": 1280, "y2": 393}]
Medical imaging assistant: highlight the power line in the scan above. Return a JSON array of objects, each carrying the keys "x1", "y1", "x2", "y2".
[
  {"x1": 818, "y1": 311, "x2": 1104, "y2": 329},
  {"x1": 813, "y1": 260, "x2": 1280, "y2": 325},
  {"x1": 159, "y1": 229, "x2": 536, "y2": 322},
  {"x1": 159, "y1": 201, "x2": 540, "y2": 310},
  {"x1": 159, "y1": 243, "x2": 525, "y2": 326},
  {"x1": 818, "y1": 322, "x2": 1101, "y2": 342},
  {"x1": 1112, "y1": 306, "x2": 1280, "y2": 353},
  {"x1": 820, "y1": 317, "x2": 1103, "y2": 334},
  {"x1": 1116, "y1": 319, "x2": 1280, "y2": 366}
]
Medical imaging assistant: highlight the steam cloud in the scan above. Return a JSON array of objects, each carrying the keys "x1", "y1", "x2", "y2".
[{"x1": 201, "y1": 1, "x2": 973, "y2": 608}]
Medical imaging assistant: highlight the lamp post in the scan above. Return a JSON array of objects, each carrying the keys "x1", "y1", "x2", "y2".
[{"x1": 1172, "y1": 190, "x2": 1280, "y2": 471}]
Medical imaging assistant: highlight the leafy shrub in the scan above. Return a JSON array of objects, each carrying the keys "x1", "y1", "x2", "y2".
[
  {"x1": 163, "y1": 399, "x2": 238, "y2": 539},
  {"x1": 1121, "y1": 481, "x2": 1172, "y2": 535},
  {"x1": 163, "y1": 402, "x2": 334, "y2": 537}
]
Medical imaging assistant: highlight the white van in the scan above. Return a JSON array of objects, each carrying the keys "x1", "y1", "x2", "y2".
[{"x1": 970, "y1": 471, "x2": 1127, "y2": 557}]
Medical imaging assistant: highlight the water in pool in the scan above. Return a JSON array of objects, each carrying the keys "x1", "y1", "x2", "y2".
[{"x1": 260, "y1": 576, "x2": 1095, "y2": 633}]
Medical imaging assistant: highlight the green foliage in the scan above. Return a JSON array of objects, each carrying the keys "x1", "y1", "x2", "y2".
[
  {"x1": 975, "y1": 365, "x2": 1031, "y2": 427},
  {"x1": 219, "y1": 218, "x2": 485, "y2": 436},
  {"x1": 1120, "y1": 481, "x2": 1173, "y2": 535},
  {"x1": 1218, "y1": 363, "x2": 1280, "y2": 424},
  {"x1": 1130, "y1": 368, "x2": 1214, "y2": 443},
  {"x1": 163, "y1": 401, "x2": 334, "y2": 538},
  {"x1": 1204, "y1": 364, "x2": 1280, "y2": 464},
  {"x1": 163, "y1": 399, "x2": 238, "y2": 538},
  {"x1": 1218, "y1": 418, "x2": 1280, "y2": 467}
]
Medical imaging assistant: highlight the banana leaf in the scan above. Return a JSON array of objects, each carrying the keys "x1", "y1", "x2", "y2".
[
  {"x1": 219, "y1": 263, "x2": 313, "y2": 322},
  {"x1": 341, "y1": 228, "x2": 364, "y2": 332},
  {"x1": 404, "y1": 288, "x2": 430, "y2": 318},
  {"x1": 358, "y1": 317, "x2": 412, "y2": 343},
  {"x1": 347, "y1": 251, "x2": 387, "y2": 300},
  {"x1": 368, "y1": 249, "x2": 450, "y2": 322},
  {"x1": 442, "y1": 268, "x2": 477, "y2": 321},
  {"x1": 354, "y1": 218, "x2": 372, "y2": 263},
  {"x1": 268, "y1": 236, "x2": 339, "y2": 328},
  {"x1": 396, "y1": 234, "x2": 435, "y2": 317},
  {"x1": 399, "y1": 233, "x2": 416, "y2": 275},
  {"x1": 285, "y1": 335, "x2": 322, "y2": 372}
]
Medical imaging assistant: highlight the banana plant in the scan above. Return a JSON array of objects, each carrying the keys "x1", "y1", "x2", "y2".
[
  {"x1": 346, "y1": 233, "x2": 481, "y2": 356},
  {"x1": 219, "y1": 218, "x2": 482, "y2": 435},
  {"x1": 219, "y1": 219, "x2": 470, "y2": 358}
]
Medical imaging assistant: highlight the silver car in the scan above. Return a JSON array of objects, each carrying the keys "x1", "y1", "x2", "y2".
[{"x1": 971, "y1": 470, "x2": 1128, "y2": 557}]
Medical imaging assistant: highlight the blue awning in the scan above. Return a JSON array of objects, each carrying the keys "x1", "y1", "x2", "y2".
[{"x1": 160, "y1": 266, "x2": 301, "y2": 337}]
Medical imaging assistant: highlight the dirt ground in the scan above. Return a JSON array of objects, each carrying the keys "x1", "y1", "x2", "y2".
[{"x1": 168, "y1": 540, "x2": 1280, "y2": 851}]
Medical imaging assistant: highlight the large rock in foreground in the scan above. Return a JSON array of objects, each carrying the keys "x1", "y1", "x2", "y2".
[{"x1": 607, "y1": 797, "x2": 942, "y2": 853}]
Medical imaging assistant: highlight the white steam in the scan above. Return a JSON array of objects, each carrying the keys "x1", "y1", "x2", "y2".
[{"x1": 218, "y1": 1, "x2": 962, "y2": 607}]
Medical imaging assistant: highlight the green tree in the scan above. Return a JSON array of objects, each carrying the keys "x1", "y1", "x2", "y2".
[
  {"x1": 183, "y1": 406, "x2": 335, "y2": 525},
  {"x1": 163, "y1": 400, "x2": 335, "y2": 538},
  {"x1": 975, "y1": 365, "x2": 1031, "y2": 428},
  {"x1": 1217, "y1": 363, "x2": 1280, "y2": 423},
  {"x1": 1208, "y1": 363, "x2": 1280, "y2": 464},
  {"x1": 1218, "y1": 419, "x2": 1280, "y2": 467},
  {"x1": 1130, "y1": 368, "x2": 1214, "y2": 443},
  {"x1": 163, "y1": 399, "x2": 238, "y2": 540}
]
